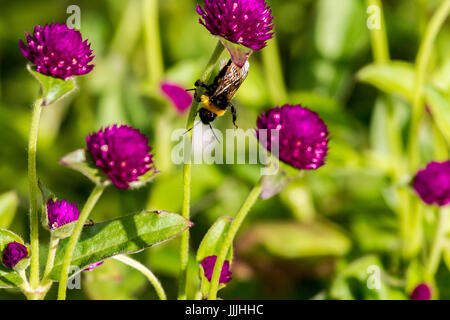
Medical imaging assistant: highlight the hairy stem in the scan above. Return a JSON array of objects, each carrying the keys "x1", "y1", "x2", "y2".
[
  {"x1": 28, "y1": 97, "x2": 43, "y2": 290},
  {"x1": 113, "y1": 255, "x2": 167, "y2": 300},
  {"x1": 57, "y1": 184, "x2": 105, "y2": 300},
  {"x1": 178, "y1": 41, "x2": 224, "y2": 300},
  {"x1": 208, "y1": 180, "x2": 262, "y2": 300}
]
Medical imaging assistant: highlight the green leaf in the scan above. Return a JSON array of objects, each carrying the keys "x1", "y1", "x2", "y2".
[
  {"x1": 315, "y1": 0, "x2": 368, "y2": 60},
  {"x1": 424, "y1": 85, "x2": 450, "y2": 146},
  {"x1": 47, "y1": 210, "x2": 193, "y2": 280},
  {"x1": 197, "y1": 217, "x2": 233, "y2": 263},
  {"x1": 27, "y1": 64, "x2": 76, "y2": 106},
  {"x1": 242, "y1": 221, "x2": 351, "y2": 258},
  {"x1": 59, "y1": 149, "x2": 111, "y2": 186},
  {"x1": 197, "y1": 217, "x2": 233, "y2": 298},
  {"x1": 357, "y1": 61, "x2": 416, "y2": 100},
  {"x1": 0, "y1": 191, "x2": 19, "y2": 229},
  {"x1": 0, "y1": 229, "x2": 25, "y2": 288}
]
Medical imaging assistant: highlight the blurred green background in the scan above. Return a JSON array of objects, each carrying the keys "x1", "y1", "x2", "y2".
[{"x1": 1, "y1": 0, "x2": 450, "y2": 300}]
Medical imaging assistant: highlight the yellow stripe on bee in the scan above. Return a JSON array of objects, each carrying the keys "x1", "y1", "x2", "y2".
[{"x1": 201, "y1": 95, "x2": 227, "y2": 117}]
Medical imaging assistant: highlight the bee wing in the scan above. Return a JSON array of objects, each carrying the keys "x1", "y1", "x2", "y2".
[{"x1": 213, "y1": 61, "x2": 250, "y2": 99}]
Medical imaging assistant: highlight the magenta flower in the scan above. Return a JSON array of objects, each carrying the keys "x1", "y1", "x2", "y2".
[
  {"x1": 2, "y1": 242, "x2": 28, "y2": 269},
  {"x1": 201, "y1": 255, "x2": 232, "y2": 284},
  {"x1": 46, "y1": 199, "x2": 80, "y2": 230},
  {"x1": 86, "y1": 125, "x2": 155, "y2": 189},
  {"x1": 83, "y1": 261, "x2": 104, "y2": 272},
  {"x1": 160, "y1": 82, "x2": 193, "y2": 114},
  {"x1": 413, "y1": 161, "x2": 450, "y2": 206},
  {"x1": 410, "y1": 283, "x2": 432, "y2": 300},
  {"x1": 257, "y1": 104, "x2": 329, "y2": 170},
  {"x1": 197, "y1": 0, "x2": 274, "y2": 51},
  {"x1": 19, "y1": 23, "x2": 94, "y2": 80}
]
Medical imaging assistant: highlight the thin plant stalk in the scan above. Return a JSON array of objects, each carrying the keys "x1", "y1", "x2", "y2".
[
  {"x1": 367, "y1": 0, "x2": 390, "y2": 63},
  {"x1": 113, "y1": 255, "x2": 167, "y2": 300},
  {"x1": 28, "y1": 97, "x2": 43, "y2": 290},
  {"x1": 208, "y1": 180, "x2": 262, "y2": 300},
  {"x1": 425, "y1": 207, "x2": 449, "y2": 281},
  {"x1": 143, "y1": 0, "x2": 164, "y2": 88},
  {"x1": 261, "y1": 35, "x2": 288, "y2": 104},
  {"x1": 42, "y1": 235, "x2": 60, "y2": 280},
  {"x1": 406, "y1": 0, "x2": 450, "y2": 257},
  {"x1": 178, "y1": 41, "x2": 224, "y2": 300},
  {"x1": 408, "y1": 0, "x2": 450, "y2": 172},
  {"x1": 57, "y1": 184, "x2": 105, "y2": 300}
]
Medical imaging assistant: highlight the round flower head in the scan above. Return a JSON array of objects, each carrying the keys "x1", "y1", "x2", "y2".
[
  {"x1": 86, "y1": 125, "x2": 155, "y2": 189},
  {"x1": 2, "y1": 242, "x2": 28, "y2": 269},
  {"x1": 160, "y1": 82, "x2": 193, "y2": 114},
  {"x1": 46, "y1": 199, "x2": 80, "y2": 230},
  {"x1": 413, "y1": 160, "x2": 450, "y2": 206},
  {"x1": 410, "y1": 283, "x2": 432, "y2": 300},
  {"x1": 257, "y1": 104, "x2": 329, "y2": 170},
  {"x1": 201, "y1": 255, "x2": 232, "y2": 284},
  {"x1": 83, "y1": 261, "x2": 104, "y2": 272},
  {"x1": 197, "y1": 0, "x2": 274, "y2": 51},
  {"x1": 19, "y1": 22, "x2": 94, "y2": 80}
]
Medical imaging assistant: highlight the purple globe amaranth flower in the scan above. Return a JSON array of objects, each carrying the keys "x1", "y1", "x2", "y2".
[
  {"x1": 257, "y1": 104, "x2": 329, "y2": 170},
  {"x1": 201, "y1": 255, "x2": 232, "y2": 284},
  {"x1": 197, "y1": 0, "x2": 274, "y2": 51},
  {"x1": 46, "y1": 199, "x2": 80, "y2": 230},
  {"x1": 83, "y1": 261, "x2": 104, "y2": 272},
  {"x1": 19, "y1": 22, "x2": 94, "y2": 80},
  {"x1": 2, "y1": 242, "x2": 28, "y2": 269},
  {"x1": 160, "y1": 82, "x2": 193, "y2": 114},
  {"x1": 413, "y1": 160, "x2": 450, "y2": 206},
  {"x1": 410, "y1": 283, "x2": 432, "y2": 300},
  {"x1": 86, "y1": 125, "x2": 155, "y2": 189}
]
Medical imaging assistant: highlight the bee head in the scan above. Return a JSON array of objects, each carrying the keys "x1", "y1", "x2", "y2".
[{"x1": 198, "y1": 107, "x2": 217, "y2": 125}]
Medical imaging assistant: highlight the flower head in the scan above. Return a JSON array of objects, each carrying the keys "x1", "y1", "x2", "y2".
[
  {"x1": 257, "y1": 104, "x2": 329, "y2": 170},
  {"x1": 19, "y1": 22, "x2": 94, "y2": 79},
  {"x1": 160, "y1": 82, "x2": 193, "y2": 114},
  {"x1": 197, "y1": 0, "x2": 274, "y2": 51},
  {"x1": 2, "y1": 242, "x2": 28, "y2": 269},
  {"x1": 83, "y1": 261, "x2": 104, "y2": 272},
  {"x1": 410, "y1": 283, "x2": 432, "y2": 300},
  {"x1": 86, "y1": 125, "x2": 155, "y2": 189},
  {"x1": 46, "y1": 199, "x2": 80, "y2": 230},
  {"x1": 413, "y1": 161, "x2": 450, "y2": 206},
  {"x1": 201, "y1": 255, "x2": 232, "y2": 284}
]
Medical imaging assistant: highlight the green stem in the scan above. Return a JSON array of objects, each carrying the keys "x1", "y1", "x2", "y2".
[
  {"x1": 208, "y1": 180, "x2": 262, "y2": 300},
  {"x1": 143, "y1": 0, "x2": 164, "y2": 88},
  {"x1": 42, "y1": 235, "x2": 59, "y2": 280},
  {"x1": 367, "y1": 0, "x2": 390, "y2": 63},
  {"x1": 178, "y1": 41, "x2": 224, "y2": 300},
  {"x1": 113, "y1": 255, "x2": 167, "y2": 300},
  {"x1": 261, "y1": 34, "x2": 288, "y2": 104},
  {"x1": 425, "y1": 207, "x2": 448, "y2": 281},
  {"x1": 404, "y1": 0, "x2": 450, "y2": 259},
  {"x1": 57, "y1": 184, "x2": 105, "y2": 300},
  {"x1": 408, "y1": 0, "x2": 450, "y2": 173},
  {"x1": 28, "y1": 97, "x2": 43, "y2": 290}
]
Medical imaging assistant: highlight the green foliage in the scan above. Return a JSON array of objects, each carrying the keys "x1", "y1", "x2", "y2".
[
  {"x1": 47, "y1": 211, "x2": 192, "y2": 280},
  {"x1": 0, "y1": 192, "x2": 19, "y2": 229},
  {"x1": 27, "y1": 65, "x2": 76, "y2": 106}
]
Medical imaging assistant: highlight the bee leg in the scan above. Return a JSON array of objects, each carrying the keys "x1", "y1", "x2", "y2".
[{"x1": 230, "y1": 104, "x2": 238, "y2": 129}]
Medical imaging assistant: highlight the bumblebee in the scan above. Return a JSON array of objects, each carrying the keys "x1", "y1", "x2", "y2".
[{"x1": 191, "y1": 59, "x2": 249, "y2": 128}]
